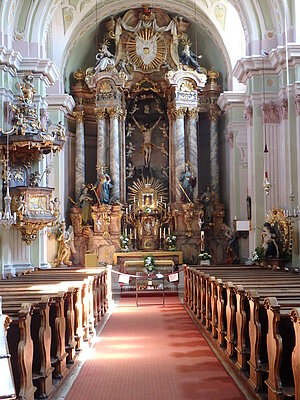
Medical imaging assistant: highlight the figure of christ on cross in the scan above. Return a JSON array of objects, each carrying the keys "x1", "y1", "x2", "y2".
[{"x1": 132, "y1": 115, "x2": 162, "y2": 167}]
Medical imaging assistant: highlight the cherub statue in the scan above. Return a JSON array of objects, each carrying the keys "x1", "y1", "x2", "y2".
[
  {"x1": 126, "y1": 162, "x2": 135, "y2": 179},
  {"x1": 126, "y1": 142, "x2": 136, "y2": 158},
  {"x1": 54, "y1": 220, "x2": 76, "y2": 267},
  {"x1": 159, "y1": 122, "x2": 168, "y2": 138},
  {"x1": 161, "y1": 162, "x2": 169, "y2": 178},
  {"x1": 49, "y1": 197, "x2": 60, "y2": 220},
  {"x1": 126, "y1": 122, "x2": 135, "y2": 138},
  {"x1": 55, "y1": 121, "x2": 66, "y2": 140},
  {"x1": 157, "y1": 142, "x2": 168, "y2": 157},
  {"x1": 16, "y1": 194, "x2": 26, "y2": 220}
]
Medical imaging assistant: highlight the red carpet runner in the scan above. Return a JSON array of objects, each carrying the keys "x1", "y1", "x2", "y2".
[{"x1": 66, "y1": 297, "x2": 245, "y2": 400}]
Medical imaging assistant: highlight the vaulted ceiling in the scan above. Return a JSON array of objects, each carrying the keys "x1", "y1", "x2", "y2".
[{"x1": 0, "y1": 0, "x2": 297, "y2": 91}]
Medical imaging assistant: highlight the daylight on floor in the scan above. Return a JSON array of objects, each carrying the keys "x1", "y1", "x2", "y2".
[{"x1": 0, "y1": 1, "x2": 300, "y2": 399}]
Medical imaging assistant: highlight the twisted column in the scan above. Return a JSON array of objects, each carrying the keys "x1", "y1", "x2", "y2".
[
  {"x1": 174, "y1": 107, "x2": 186, "y2": 202},
  {"x1": 187, "y1": 107, "x2": 199, "y2": 199},
  {"x1": 209, "y1": 110, "x2": 220, "y2": 202},
  {"x1": 94, "y1": 108, "x2": 107, "y2": 169},
  {"x1": 73, "y1": 110, "x2": 85, "y2": 200},
  {"x1": 108, "y1": 107, "x2": 121, "y2": 201}
]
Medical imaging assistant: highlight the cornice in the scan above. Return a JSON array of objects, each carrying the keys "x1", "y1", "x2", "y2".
[
  {"x1": 47, "y1": 94, "x2": 75, "y2": 114},
  {"x1": 217, "y1": 91, "x2": 246, "y2": 111},
  {"x1": 233, "y1": 44, "x2": 300, "y2": 84},
  {"x1": 0, "y1": 45, "x2": 60, "y2": 86}
]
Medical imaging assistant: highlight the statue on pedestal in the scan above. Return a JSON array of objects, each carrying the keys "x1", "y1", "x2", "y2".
[
  {"x1": 179, "y1": 41, "x2": 202, "y2": 73},
  {"x1": 95, "y1": 41, "x2": 115, "y2": 72},
  {"x1": 179, "y1": 162, "x2": 196, "y2": 203},
  {"x1": 96, "y1": 171, "x2": 113, "y2": 204},
  {"x1": 79, "y1": 186, "x2": 93, "y2": 224},
  {"x1": 53, "y1": 220, "x2": 76, "y2": 267},
  {"x1": 262, "y1": 222, "x2": 279, "y2": 258},
  {"x1": 201, "y1": 186, "x2": 213, "y2": 224}
]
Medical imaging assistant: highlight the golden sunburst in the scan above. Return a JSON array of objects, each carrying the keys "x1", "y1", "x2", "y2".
[
  {"x1": 128, "y1": 177, "x2": 167, "y2": 206},
  {"x1": 127, "y1": 28, "x2": 166, "y2": 73}
]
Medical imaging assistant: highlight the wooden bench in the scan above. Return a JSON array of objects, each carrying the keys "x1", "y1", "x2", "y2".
[{"x1": 184, "y1": 264, "x2": 300, "y2": 399}]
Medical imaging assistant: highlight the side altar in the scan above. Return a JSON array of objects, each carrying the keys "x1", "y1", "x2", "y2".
[{"x1": 68, "y1": 6, "x2": 228, "y2": 267}]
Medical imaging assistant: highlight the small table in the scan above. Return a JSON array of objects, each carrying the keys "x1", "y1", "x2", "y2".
[{"x1": 135, "y1": 273, "x2": 165, "y2": 307}]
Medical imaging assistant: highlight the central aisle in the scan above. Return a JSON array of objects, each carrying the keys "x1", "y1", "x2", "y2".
[{"x1": 66, "y1": 297, "x2": 245, "y2": 400}]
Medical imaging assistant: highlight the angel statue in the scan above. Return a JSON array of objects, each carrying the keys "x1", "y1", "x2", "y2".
[
  {"x1": 179, "y1": 41, "x2": 202, "y2": 73},
  {"x1": 53, "y1": 220, "x2": 76, "y2": 267},
  {"x1": 95, "y1": 41, "x2": 115, "y2": 71}
]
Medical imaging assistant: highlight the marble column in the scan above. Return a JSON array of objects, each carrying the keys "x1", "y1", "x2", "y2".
[
  {"x1": 95, "y1": 108, "x2": 107, "y2": 169},
  {"x1": 108, "y1": 108, "x2": 120, "y2": 201},
  {"x1": 73, "y1": 111, "x2": 85, "y2": 200},
  {"x1": 174, "y1": 107, "x2": 186, "y2": 202},
  {"x1": 119, "y1": 109, "x2": 127, "y2": 203},
  {"x1": 187, "y1": 108, "x2": 199, "y2": 199},
  {"x1": 209, "y1": 110, "x2": 220, "y2": 202}
]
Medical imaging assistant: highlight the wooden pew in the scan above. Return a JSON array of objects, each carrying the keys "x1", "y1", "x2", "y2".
[{"x1": 184, "y1": 265, "x2": 300, "y2": 399}]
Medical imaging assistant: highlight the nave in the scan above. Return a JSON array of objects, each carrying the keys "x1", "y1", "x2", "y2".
[{"x1": 58, "y1": 296, "x2": 245, "y2": 400}]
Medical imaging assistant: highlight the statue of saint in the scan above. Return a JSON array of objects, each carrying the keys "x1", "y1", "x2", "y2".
[
  {"x1": 79, "y1": 186, "x2": 93, "y2": 224},
  {"x1": 201, "y1": 186, "x2": 213, "y2": 223},
  {"x1": 95, "y1": 42, "x2": 115, "y2": 71},
  {"x1": 132, "y1": 115, "x2": 161, "y2": 167},
  {"x1": 96, "y1": 172, "x2": 113, "y2": 204},
  {"x1": 179, "y1": 163, "x2": 196, "y2": 202},
  {"x1": 179, "y1": 43, "x2": 202, "y2": 73},
  {"x1": 262, "y1": 222, "x2": 279, "y2": 258},
  {"x1": 55, "y1": 220, "x2": 76, "y2": 267}
]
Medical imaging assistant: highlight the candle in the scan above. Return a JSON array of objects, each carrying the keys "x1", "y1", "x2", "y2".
[
  {"x1": 134, "y1": 228, "x2": 137, "y2": 240},
  {"x1": 168, "y1": 227, "x2": 170, "y2": 235},
  {"x1": 159, "y1": 227, "x2": 162, "y2": 238},
  {"x1": 126, "y1": 208, "x2": 128, "y2": 215},
  {"x1": 160, "y1": 196, "x2": 163, "y2": 203},
  {"x1": 201, "y1": 230, "x2": 205, "y2": 251},
  {"x1": 168, "y1": 206, "x2": 171, "y2": 213}
]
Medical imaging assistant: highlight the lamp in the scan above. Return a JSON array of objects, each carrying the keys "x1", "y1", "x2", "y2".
[
  {"x1": 261, "y1": 51, "x2": 270, "y2": 196},
  {"x1": 0, "y1": 109, "x2": 16, "y2": 228}
]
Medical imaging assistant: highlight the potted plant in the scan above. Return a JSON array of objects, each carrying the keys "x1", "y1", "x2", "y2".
[
  {"x1": 198, "y1": 252, "x2": 212, "y2": 265},
  {"x1": 166, "y1": 234, "x2": 176, "y2": 251},
  {"x1": 144, "y1": 255, "x2": 156, "y2": 273},
  {"x1": 251, "y1": 246, "x2": 264, "y2": 265},
  {"x1": 120, "y1": 234, "x2": 130, "y2": 252}
]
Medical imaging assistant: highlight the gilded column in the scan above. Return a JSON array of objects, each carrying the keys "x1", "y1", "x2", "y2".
[
  {"x1": 108, "y1": 107, "x2": 120, "y2": 201},
  {"x1": 174, "y1": 107, "x2": 186, "y2": 202},
  {"x1": 209, "y1": 110, "x2": 220, "y2": 202},
  {"x1": 73, "y1": 110, "x2": 85, "y2": 200},
  {"x1": 187, "y1": 107, "x2": 199, "y2": 199},
  {"x1": 94, "y1": 108, "x2": 107, "y2": 168}
]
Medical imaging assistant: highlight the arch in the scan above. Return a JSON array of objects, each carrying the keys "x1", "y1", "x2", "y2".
[{"x1": 59, "y1": 1, "x2": 238, "y2": 91}]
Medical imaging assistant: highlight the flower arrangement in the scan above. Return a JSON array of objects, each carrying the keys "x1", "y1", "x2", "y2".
[
  {"x1": 251, "y1": 246, "x2": 264, "y2": 264},
  {"x1": 198, "y1": 252, "x2": 212, "y2": 261},
  {"x1": 166, "y1": 234, "x2": 176, "y2": 251},
  {"x1": 144, "y1": 255, "x2": 156, "y2": 273},
  {"x1": 120, "y1": 234, "x2": 130, "y2": 252}
]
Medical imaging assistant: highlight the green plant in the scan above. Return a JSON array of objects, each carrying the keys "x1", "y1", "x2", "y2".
[
  {"x1": 144, "y1": 255, "x2": 156, "y2": 272},
  {"x1": 251, "y1": 246, "x2": 264, "y2": 263},
  {"x1": 198, "y1": 252, "x2": 212, "y2": 261},
  {"x1": 120, "y1": 234, "x2": 130, "y2": 252}
]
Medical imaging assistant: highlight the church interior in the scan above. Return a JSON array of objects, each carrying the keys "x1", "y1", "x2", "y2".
[{"x1": 0, "y1": 1, "x2": 300, "y2": 399}]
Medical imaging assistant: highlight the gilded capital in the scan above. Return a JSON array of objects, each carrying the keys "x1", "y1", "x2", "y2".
[
  {"x1": 73, "y1": 110, "x2": 84, "y2": 123},
  {"x1": 173, "y1": 107, "x2": 187, "y2": 119},
  {"x1": 94, "y1": 108, "x2": 106, "y2": 120},
  {"x1": 208, "y1": 109, "x2": 219, "y2": 123},
  {"x1": 187, "y1": 108, "x2": 199, "y2": 120},
  {"x1": 107, "y1": 107, "x2": 122, "y2": 118}
]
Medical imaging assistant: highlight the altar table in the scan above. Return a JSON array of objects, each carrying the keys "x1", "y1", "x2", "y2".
[{"x1": 113, "y1": 250, "x2": 183, "y2": 269}]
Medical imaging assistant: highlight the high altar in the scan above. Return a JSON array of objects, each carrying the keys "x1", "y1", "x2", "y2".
[{"x1": 69, "y1": 6, "x2": 226, "y2": 266}]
